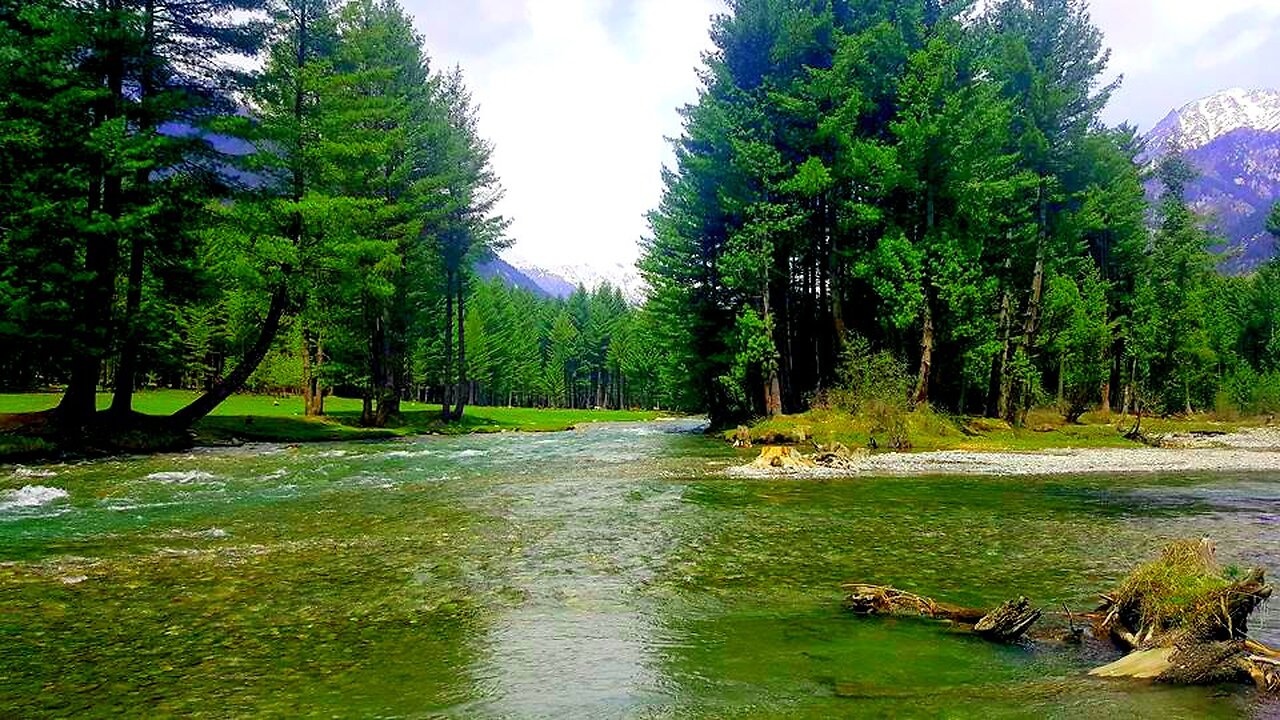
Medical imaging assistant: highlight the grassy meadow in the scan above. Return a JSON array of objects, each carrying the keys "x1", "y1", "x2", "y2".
[{"x1": 0, "y1": 391, "x2": 665, "y2": 460}]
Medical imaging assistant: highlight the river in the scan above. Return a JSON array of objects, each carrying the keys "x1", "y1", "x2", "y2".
[{"x1": 2, "y1": 419, "x2": 1279, "y2": 717}]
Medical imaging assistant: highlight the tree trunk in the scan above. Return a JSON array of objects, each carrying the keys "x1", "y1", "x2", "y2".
[
  {"x1": 172, "y1": 285, "x2": 288, "y2": 427},
  {"x1": 110, "y1": 0, "x2": 157, "y2": 417},
  {"x1": 763, "y1": 286, "x2": 782, "y2": 417},
  {"x1": 442, "y1": 269, "x2": 454, "y2": 419},
  {"x1": 1057, "y1": 357, "x2": 1066, "y2": 404},
  {"x1": 914, "y1": 295, "x2": 935, "y2": 407},
  {"x1": 60, "y1": 0, "x2": 126, "y2": 429},
  {"x1": 1124, "y1": 356, "x2": 1138, "y2": 415},
  {"x1": 452, "y1": 279, "x2": 467, "y2": 421},
  {"x1": 111, "y1": 234, "x2": 146, "y2": 416},
  {"x1": 1004, "y1": 185, "x2": 1049, "y2": 427},
  {"x1": 367, "y1": 309, "x2": 386, "y2": 427},
  {"x1": 302, "y1": 326, "x2": 324, "y2": 416},
  {"x1": 990, "y1": 289, "x2": 1013, "y2": 419}
]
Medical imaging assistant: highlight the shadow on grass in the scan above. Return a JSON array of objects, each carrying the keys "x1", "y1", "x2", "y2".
[
  {"x1": 195, "y1": 415, "x2": 400, "y2": 444},
  {"x1": 2, "y1": 403, "x2": 646, "y2": 461},
  {"x1": 192, "y1": 409, "x2": 573, "y2": 445}
]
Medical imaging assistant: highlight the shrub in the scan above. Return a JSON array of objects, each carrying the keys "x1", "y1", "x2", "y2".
[
  {"x1": 1224, "y1": 367, "x2": 1280, "y2": 416},
  {"x1": 824, "y1": 334, "x2": 913, "y2": 448}
]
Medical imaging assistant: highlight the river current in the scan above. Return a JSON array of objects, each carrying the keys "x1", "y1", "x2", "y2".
[{"x1": 3, "y1": 419, "x2": 1280, "y2": 718}]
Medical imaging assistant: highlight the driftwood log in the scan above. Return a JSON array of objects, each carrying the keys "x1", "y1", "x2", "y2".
[
  {"x1": 843, "y1": 539, "x2": 1280, "y2": 692},
  {"x1": 841, "y1": 584, "x2": 1041, "y2": 643}
]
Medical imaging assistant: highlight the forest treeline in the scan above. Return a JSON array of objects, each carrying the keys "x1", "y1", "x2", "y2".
[
  {"x1": 7, "y1": 0, "x2": 1280, "y2": 439},
  {"x1": 641, "y1": 0, "x2": 1280, "y2": 426},
  {"x1": 0, "y1": 0, "x2": 676, "y2": 436}
]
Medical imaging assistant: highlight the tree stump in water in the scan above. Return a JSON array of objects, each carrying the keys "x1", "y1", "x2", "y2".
[
  {"x1": 1088, "y1": 539, "x2": 1278, "y2": 690},
  {"x1": 974, "y1": 597, "x2": 1043, "y2": 642},
  {"x1": 750, "y1": 446, "x2": 814, "y2": 470}
]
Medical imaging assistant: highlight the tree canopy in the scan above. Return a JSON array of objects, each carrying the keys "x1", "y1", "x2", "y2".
[{"x1": 641, "y1": 0, "x2": 1280, "y2": 424}]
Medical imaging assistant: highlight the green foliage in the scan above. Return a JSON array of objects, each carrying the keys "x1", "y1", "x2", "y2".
[
  {"x1": 1224, "y1": 368, "x2": 1280, "y2": 416},
  {"x1": 1111, "y1": 540, "x2": 1234, "y2": 634},
  {"x1": 1127, "y1": 154, "x2": 1219, "y2": 414},
  {"x1": 0, "y1": 0, "x2": 527, "y2": 427},
  {"x1": 5, "y1": 0, "x2": 1280, "y2": 431},
  {"x1": 638, "y1": 0, "x2": 1214, "y2": 425},
  {"x1": 1042, "y1": 268, "x2": 1110, "y2": 421},
  {"x1": 430, "y1": 280, "x2": 677, "y2": 411},
  {"x1": 719, "y1": 307, "x2": 780, "y2": 415}
]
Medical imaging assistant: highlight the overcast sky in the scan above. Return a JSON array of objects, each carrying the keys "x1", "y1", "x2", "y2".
[{"x1": 404, "y1": 0, "x2": 1280, "y2": 269}]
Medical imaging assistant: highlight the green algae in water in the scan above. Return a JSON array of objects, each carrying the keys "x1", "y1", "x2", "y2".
[{"x1": 1, "y1": 424, "x2": 1278, "y2": 718}]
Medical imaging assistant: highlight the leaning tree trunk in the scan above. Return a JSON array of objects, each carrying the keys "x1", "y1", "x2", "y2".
[{"x1": 171, "y1": 285, "x2": 288, "y2": 428}]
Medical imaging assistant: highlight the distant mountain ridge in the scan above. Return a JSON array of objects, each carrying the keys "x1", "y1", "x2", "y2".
[
  {"x1": 475, "y1": 256, "x2": 646, "y2": 303},
  {"x1": 1143, "y1": 88, "x2": 1280, "y2": 271}
]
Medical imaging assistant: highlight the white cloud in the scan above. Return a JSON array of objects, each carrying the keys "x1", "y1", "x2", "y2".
[
  {"x1": 1092, "y1": 0, "x2": 1280, "y2": 126},
  {"x1": 408, "y1": 0, "x2": 723, "y2": 269}
]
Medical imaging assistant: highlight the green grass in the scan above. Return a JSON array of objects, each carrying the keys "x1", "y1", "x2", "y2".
[
  {"x1": 0, "y1": 390, "x2": 666, "y2": 451},
  {"x1": 730, "y1": 406, "x2": 1255, "y2": 453},
  {"x1": 1112, "y1": 539, "x2": 1234, "y2": 632}
]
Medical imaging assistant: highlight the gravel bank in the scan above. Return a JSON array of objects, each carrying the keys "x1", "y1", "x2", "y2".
[{"x1": 729, "y1": 428, "x2": 1280, "y2": 478}]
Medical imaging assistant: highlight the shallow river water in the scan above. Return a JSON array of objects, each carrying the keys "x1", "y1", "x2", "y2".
[{"x1": 3, "y1": 419, "x2": 1280, "y2": 718}]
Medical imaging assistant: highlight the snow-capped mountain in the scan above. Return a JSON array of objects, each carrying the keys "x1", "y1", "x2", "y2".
[
  {"x1": 534, "y1": 261, "x2": 646, "y2": 304},
  {"x1": 1143, "y1": 88, "x2": 1280, "y2": 272},
  {"x1": 1145, "y1": 88, "x2": 1280, "y2": 160}
]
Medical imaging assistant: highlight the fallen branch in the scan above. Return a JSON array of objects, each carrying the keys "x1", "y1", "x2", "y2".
[{"x1": 841, "y1": 584, "x2": 1041, "y2": 642}]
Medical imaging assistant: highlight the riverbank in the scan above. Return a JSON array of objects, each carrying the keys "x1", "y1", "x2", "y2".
[
  {"x1": 726, "y1": 408, "x2": 1280, "y2": 477},
  {"x1": 728, "y1": 407, "x2": 1272, "y2": 453},
  {"x1": 0, "y1": 391, "x2": 664, "y2": 462},
  {"x1": 730, "y1": 426, "x2": 1280, "y2": 478}
]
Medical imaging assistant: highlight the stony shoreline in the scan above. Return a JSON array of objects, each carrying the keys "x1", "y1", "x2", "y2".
[{"x1": 729, "y1": 428, "x2": 1280, "y2": 478}]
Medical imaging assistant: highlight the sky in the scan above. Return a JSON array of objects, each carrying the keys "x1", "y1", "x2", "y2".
[{"x1": 404, "y1": 0, "x2": 1280, "y2": 270}]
